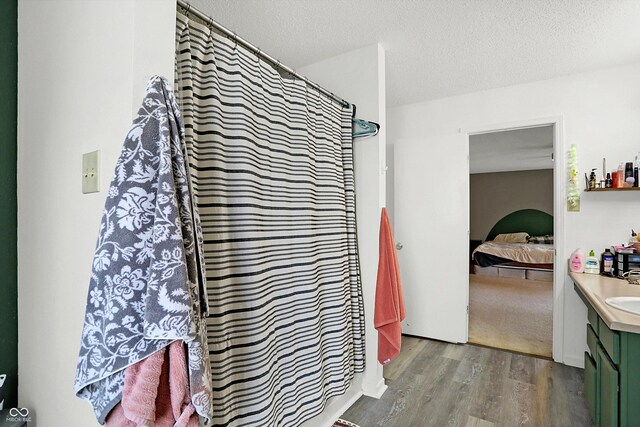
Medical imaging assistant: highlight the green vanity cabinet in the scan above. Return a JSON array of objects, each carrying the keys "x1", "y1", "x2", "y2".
[
  {"x1": 584, "y1": 349, "x2": 598, "y2": 422},
  {"x1": 575, "y1": 284, "x2": 640, "y2": 427},
  {"x1": 597, "y1": 343, "x2": 619, "y2": 427}
]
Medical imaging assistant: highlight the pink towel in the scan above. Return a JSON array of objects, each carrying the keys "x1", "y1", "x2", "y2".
[
  {"x1": 105, "y1": 340, "x2": 198, "y2": 427},
  {"x1": 374, "y1": 208, "x2": 405, "y2": 365}
]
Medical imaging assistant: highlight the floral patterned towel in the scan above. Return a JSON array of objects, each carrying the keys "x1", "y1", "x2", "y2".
[{"x1": 74, "y1": 76, "x2": 212, "y2": 424}]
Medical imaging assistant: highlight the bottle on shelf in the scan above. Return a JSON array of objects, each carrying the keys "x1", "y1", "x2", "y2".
[
  {"x1": 589, "y1": 169, "x2": 597, "y2": 190},
  {"x1": 625, "y1": 162, "x2": 634, "y2": 187},
  {"x1": 617, "y1": 162, "x2": 625, "y2": 188}
]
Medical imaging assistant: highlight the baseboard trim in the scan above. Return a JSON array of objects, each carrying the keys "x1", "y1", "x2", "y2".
[
  {"x1": 563, "y1": 354, "x2": 584, "y2": 369},
  {"x1": 317, "y1": 389, "x2": 364, "y2": 427},
  {"x1": 362, "y1": 377, "x2": 388, "y2": 399}
]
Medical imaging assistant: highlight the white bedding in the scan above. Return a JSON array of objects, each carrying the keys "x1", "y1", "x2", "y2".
[{"x1": 472, "y1": 241, "x2": 554, "y2": 265}]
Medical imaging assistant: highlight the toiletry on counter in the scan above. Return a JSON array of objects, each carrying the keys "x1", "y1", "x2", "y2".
[
  {"x1": 612, "y1": 244, "x2": 635, "y2": 254},
  {"x1": 601, "y1": 248, "x2": 614, "y2": 276},
  {"x1": 635, "y1": 154, "x2": 639, "y2": 187},
  {"x1": 616, "y1": 252, "x2": 640, "y2": 278},
  {"x1": 569, "y1": 248, "x2": 586, "y2": 273},
  {"x1": 605, "y1": 173, "x2": 612, "y2": 188},
  {"x1": 585, "y1": 250, "x2": 600, "y2": 274}
]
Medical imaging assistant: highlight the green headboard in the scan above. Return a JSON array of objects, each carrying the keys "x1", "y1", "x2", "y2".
[{"x1": 485, "y1": 209, "x2": 553, "y2": 242}]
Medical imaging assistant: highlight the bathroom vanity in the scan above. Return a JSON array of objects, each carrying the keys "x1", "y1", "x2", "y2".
[{"x1": 572, "y1": 272, "x2": 640, "y2": 427}]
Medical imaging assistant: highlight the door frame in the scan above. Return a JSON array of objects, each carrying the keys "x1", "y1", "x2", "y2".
[{"x1": 461, "y1": 115, "x2": 565, "y2": 363}]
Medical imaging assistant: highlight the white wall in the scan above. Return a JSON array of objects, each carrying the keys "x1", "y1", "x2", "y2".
[
  {"x1": 386, "y1": 144, "x2": 395, "y2": 227},
  {"x1": 17, "y1": 0, "x2": 175, "y2": 424},
  {"x1": 298, "y1": 44, "x2": 388, "y2": 426},
  {"x1": 388, "y1": 62, "x2": 640, "y2": 367}
]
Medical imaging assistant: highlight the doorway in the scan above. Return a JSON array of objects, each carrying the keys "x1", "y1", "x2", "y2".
[
  {"x1": 468, "y1": 126, "x2": 554, "y2": 358},
  {"x1": 393, "y1": 117, "x2": 564, "y2": 362}
]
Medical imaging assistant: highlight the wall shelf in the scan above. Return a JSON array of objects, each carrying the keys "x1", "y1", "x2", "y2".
[{"x1": 585, "y1": 187, "x2": 640, "y2": 192}]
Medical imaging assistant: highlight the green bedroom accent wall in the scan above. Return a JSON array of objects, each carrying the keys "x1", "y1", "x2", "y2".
[
  {"x1": 485, "y1": 209, "x2": 554, "y2": 242},
  {"x1": 0, "y1": 0, "x2": 18, "y2": 410}
]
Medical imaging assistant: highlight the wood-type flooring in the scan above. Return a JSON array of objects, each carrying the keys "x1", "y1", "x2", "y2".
[{"x1": 341, "y1": 336, "x2": 592, "y2": 427}]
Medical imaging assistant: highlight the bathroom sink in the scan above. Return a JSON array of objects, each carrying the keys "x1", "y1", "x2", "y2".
[{"x1": 605, "y1": 297, "x2": 640, "y2": 316}]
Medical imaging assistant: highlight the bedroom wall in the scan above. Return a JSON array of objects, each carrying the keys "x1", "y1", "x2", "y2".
[
  {"x1": 18, "y1": 0, "x2": 175, "y2": 424},
  {"x1": 388, "y1": 61, "x2": 640, "y2": 368},
  {"x1": 470, "y1": 169, "x2": 553, "y2": 241}
]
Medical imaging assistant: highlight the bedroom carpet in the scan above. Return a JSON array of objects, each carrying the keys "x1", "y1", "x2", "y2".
[{"x1": 469, "y1": 274, "x2": 553, "y2": 358}]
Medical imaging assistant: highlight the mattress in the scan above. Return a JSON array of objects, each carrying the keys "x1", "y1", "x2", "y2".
[{"x1": 472, "y1": 241, "x2": 554, "y2": 268}]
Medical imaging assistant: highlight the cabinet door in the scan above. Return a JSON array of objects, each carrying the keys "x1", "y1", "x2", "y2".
[
  {"x1": 598, "y1": 344, "x2": 619, "y2": 427},
  {"x1": 584, "y1": 351, "x2": 598, "y2": 424}
]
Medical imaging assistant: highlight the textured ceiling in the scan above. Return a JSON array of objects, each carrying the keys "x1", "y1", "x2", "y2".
[
  {"x1": 469, "y1": 126, "x2": 553, "y2": 174},
  {"x1": 189, "y1": 0, "x2": 640, "y2": 107}
]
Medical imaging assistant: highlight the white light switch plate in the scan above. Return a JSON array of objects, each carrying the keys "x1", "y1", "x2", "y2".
[{"x1": 82, "y1": 150, "x2": 100, "y2": 194}]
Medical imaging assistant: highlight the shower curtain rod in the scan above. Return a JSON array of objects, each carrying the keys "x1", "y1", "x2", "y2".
[{"x1": 177, "y1": 0, "x2": 350, "y2": 108}]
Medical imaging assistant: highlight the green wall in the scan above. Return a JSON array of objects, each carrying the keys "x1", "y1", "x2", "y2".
[{"x1": 0, "y1": 0, "x2": 18, "y2": 410}]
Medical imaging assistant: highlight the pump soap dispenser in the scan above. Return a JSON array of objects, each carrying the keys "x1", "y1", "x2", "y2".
[{"x1": 585, "y1": 250, "x2": 600, "y2": 274}]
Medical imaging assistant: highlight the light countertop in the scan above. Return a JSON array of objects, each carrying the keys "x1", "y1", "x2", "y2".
[{"x1": 571, "y1": 271, "x2": 640, "y2": 334}]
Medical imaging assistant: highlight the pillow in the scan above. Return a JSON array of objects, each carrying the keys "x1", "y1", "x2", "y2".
[
  {"x1": 493, "y1": 232, "x2": 530, "y2": 243},
  {"x1": 528, "y1": 234, "x2": 554, "y2": 244}
]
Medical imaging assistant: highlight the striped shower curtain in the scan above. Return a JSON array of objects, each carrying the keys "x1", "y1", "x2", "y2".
[{"x1": 176, "y1": 11, "x2": 365, "y2": 427}]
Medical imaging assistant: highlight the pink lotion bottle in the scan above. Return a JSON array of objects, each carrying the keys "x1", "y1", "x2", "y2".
[{"x1": 569, "y1": 249, "x2": 586, "y2": 273}]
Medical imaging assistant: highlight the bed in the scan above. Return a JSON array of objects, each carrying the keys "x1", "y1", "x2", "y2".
[{"x1": 472, "y1": 209, "x2": 554, "y2": 280}]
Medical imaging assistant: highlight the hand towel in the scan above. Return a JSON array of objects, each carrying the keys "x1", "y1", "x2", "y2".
[
  {"x1": 74, "y1": 76, "x2": 212, "y2": 424},
  {"x1": 105, "y1": 340, "x2": 198, "y2": 427},
  {"x1": 374, "y1": 208, "x2": 405, "y2": 365}
]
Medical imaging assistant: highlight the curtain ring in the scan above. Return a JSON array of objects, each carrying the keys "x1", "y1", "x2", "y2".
[
  {"x1": 232, "y1": 32, "x2": 238, "y2": 50},
  {"x1": 255, "y1": 48, "x2": 261, "y2": 63},
  {"x1": 184, "y1": 3, "x2": 191, "y2": 17}
]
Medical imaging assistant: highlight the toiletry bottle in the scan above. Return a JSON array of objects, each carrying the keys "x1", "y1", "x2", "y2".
[
  {"x1": 625, "y1": 162, "x2": 634, "y2": 187},
  {"x1": 601, "y1": 248, "x2": 614, "y2": 276},
  {"x1": 617, "y1": 162, "x2": 625, "y2": 188},
  {"x1": 585, "y1": 250, "x2": 600, "y2": 274},
  {"x1": 569, "y1": 249, "x2": 586, "y2": 273},
  {"x1": 589, "y1": 169, "x2": 597, "y2": 190},
  {"x1": 612, "y1": 170, "x2": 618, "y2": 188},
  {"x1": 606, "y1": 173, "x2": 612, "y2": 188},
  {"x1": 634, "y1": 154, "x2": 639, "y2": 187}
]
